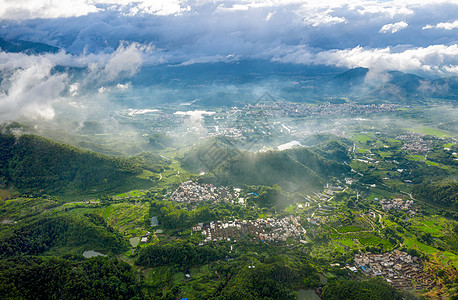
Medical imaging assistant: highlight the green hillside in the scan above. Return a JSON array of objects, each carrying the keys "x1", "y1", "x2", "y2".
[
  {"x1": 0, "y1": 133, "x2": 153, "y2": 195},
  {"x1": 0, "y1": 214, "x2": 129, "y2": 257},
  {"x1": 180, "y1": 136, "x2": 241, "y2": 173},
  {"x1": 203, "y1": 147, "x2": 350, "y2": 193}
]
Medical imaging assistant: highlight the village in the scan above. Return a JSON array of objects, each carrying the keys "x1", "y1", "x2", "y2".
[
  {"x1": 243, "y1": 101, "x2": 402, "y2": 118},
  {"x1": 168, "y1": 180, "x2": 240, "y2": 203},
  {"x1": 351, "y1": 250, "x2": 437, "y2": 291},
  {"x1": 193, "y1": 216, "x2": 307, "y2": 244},
  {"x1": 397, "y1": 132, "x2": 434, "y2": 154},
  {"x1": 379, "y1": 198, "x2": 417, "y2": 215}
]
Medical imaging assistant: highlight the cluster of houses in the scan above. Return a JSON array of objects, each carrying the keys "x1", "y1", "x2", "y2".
[
  {"x1": 194, "y1": 216, "x2": 307, "y2": 243},
  {"x1": 396, "y1": 132, "x2": 434, "y2": 154},
  {"x1": 379, "y1": 198, "x2": 416, "y2": 215},
  {"x1": 169, "y1": 181, "x2": 240, "y2": 203},
  {"x1": 243, "y1": 101, "x2": 401, "y2": 118},
  {"x1": 313, "y1": 186, "x2": 344, "y2": 202},
  {"x1": 351, "y1": 250, "x2": 436, "y2": 291}
]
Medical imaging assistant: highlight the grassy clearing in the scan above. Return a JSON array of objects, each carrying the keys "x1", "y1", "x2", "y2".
[
  {"x1": 382, "y1": 218, "x2": 397, "y2": 228},
  {"x1": 337, "y1": 226, "x2": 365, "y2": 233},
  {"x1": 332, "y1": 242, "x2": 346, "y2": 253},
  {"x1": 158, "y1": 160, "x2": 193, "y2": 187},
  {"x1": 0, "y1": 197, "x2": 61, "y2": 220},
  {"x1": 336, "y1": 238, "x2": 359, "y2": 249},
  {"x1": 0, "y1": 188, "x2": 16, "y2": 201},
  {"x1": 353, "y1": 134, "x2": 372, "y2": 144},
  {"x1": 425, "y1": 160, "x2": 439, "y2": 166},
  {"x1": 358, "y1": 234, "x2": 392, "y2": 249},
  {"x1": 404, "y1": 237, "x2": 458, "y2": 267},
  {"x1": 407, "y1": 155, "x2": 425, "y2": 162},
  {"x1": 99, "y1": 202, "x2": 150, "y2": 237},
  {"x1": 410, "y1": 216, "x2": 453, "y2": 237},
  {"x1": 377, "y1": 151, "x2": 392, "y2": 158},
  {"x1": 406, "y1": 127, "x2": 449, "y2": 138}
]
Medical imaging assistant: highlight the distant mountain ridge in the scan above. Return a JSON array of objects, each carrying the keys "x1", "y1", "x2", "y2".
[
  {"x1": 0, "y1": 37, "x2": 59, "y2": 54},
  {"x1": 326, "y1": 67, "x2": 458, "y2": 101}
]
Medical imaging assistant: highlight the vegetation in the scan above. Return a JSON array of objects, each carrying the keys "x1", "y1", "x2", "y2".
[
  {"x1": 0, "y1": 133, "x2": 149, "y2": 195},
  {"x1": 203, "y1": 147, "x2": 349, "y2": 193},
  {"x1": 0, "y1": 101, "x2": 457, "y2": 299},
  {"x1": 322, "y1": 278, "x2": 403, "y2": 300},
  {"x1": 180, "y1": 136, "x2": 240, "y2": 173},
  {"x1": 0, "y1": 255, "x2": 143, "y2": 299},
  {"x1": 0, "y1": 214, "x2": 129, "y2": 257},
  {"x1": 136, "y1": 242, "x2": 227, "y2": 269},
  {"x1": 413, "y1": 179, "x2": 458, "y2": 211}
]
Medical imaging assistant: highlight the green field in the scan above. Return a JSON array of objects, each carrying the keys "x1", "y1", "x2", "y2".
[
  {"x1": 353, "y1": 133, "x2": 373, "y2": 144},
  {"x1": 404, "y1": 237, "x2": 458, "y2": 267},
  {"x1": 358, "y1": 234, "x2": 392, "y2": 249},
  {"x1": 407, "y1": 127, "x2": 449, "y2": 138},
  {"x1": 337, "y1": 226, "x2": 365, "y2": 233},
  {"x1": 101, "y1": 202, "x2": 150, "y2": 237}
]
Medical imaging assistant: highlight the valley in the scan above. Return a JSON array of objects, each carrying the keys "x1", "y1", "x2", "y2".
[{"x1": 0, "y1": 98, "x2": 457, "y2": 299}]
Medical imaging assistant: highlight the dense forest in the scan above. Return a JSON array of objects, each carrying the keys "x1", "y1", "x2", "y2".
[
  {"x1": 0, "y1": 133, "x2": 147, "y2": 194},
  {"x1": 0, "y1": 255, "x2": 143, "y2": 299},
  {"x1": 136, "y1": 242, "x2": 227, "y2": 269},
  {"x1": 413, "y1": 179, "x2": 458, "y2": 211},
  {"x1": 322, "y1": 278, "x2": 403, "y2": 300},
  {"x1": 0, "y1": 214, "x2": 129, "y2": 257}
]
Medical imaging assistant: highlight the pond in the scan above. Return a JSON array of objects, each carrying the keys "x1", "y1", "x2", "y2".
[
  {"x1": 296, "y1": 289, "x2": 320, "y2": 300},
  {"x1": 82, "y1": 250, "x2": 107, "y2": 258},
  {"x1": 130, "y1": 237, "x2": 140, "y2": 247}
]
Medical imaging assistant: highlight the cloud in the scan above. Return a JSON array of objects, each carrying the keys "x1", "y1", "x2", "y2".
[
  {"x1": 0, "y1": 0, "x2": 457, "y2": 76},
  {"x1": 0, "y1": 59, "x2": 67, "y2": 122},
  {"x1": 302, "y1": 9, "x2": 347, "y2": 27},
  {"x1": 273, "y1": 44, "x2": 458, "y2": 74},
  {"x1": 0, "y1": 0, "x2": 99, "y2": 20},
  {"x1": 0, "y1": 0, "x2": 189, "y2": 20},
  {"x1": 379, "y1": 21, "x2": 408, "y2": 33},
  {"x1": 423, "y1": 20, "x2": 458, "y2": 30},
  {"x1": 0, "y1": 41, "x2": 153, "y2": 124},
  {"x1": 89, "y1": 42, "x2": 152, "y2": 82}
]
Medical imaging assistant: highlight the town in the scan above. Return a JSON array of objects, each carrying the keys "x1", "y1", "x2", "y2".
[
  {"x1": 194, "y1": 216, "x2": 307, "y2": 243},
  {"x1": 168, "y1": 180, "x2": 240, "y2": 203},
  {"x1": 352, "y1": 250, "x2": 437, "y2": 291},
  {"x1": 379, "y1": 198, "x2": 417, "y2": 215},
  {"x1": 397, "y1": 132, "x2": 434, "y2": 154}
]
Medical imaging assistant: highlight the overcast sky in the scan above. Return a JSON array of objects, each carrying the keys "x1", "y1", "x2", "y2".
[
  {"x1": 0, "y1": 0, "x2": 457, "y2": 122},
  {"x1": 0, "y1": 0, "x2": 457, "y2": 73}
]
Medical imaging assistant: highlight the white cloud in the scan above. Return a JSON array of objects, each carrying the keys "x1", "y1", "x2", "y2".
[
  {"x1": 99, "y1": 42, "x2": 148, "y2": 81},
  {"x1": 302, "y1": 9, "x2": 346, "y2": 27},
  {"x1": 265, "y1": 11, "x2": 275, "y2": 21},
  {"x1": 0, "y1": 0, "x2": 99, "y2": 20},
  {"x1": 379, "y1": 21, "x2": 408, "y2": 33},
  {"x1": 0, "y1": 0, "x2": 190, "y2": 20},
  {"x1": 0, "y1": 0, "x2": 452, "y2": 20},
  {"x1": 423, "y1": 20, "x2": 458, "y2": 30},
  {"x1": 0, "y1": 59, "x2": 67, "y2": 122},
  {"x1": 0, "y1": 0, "x2": 457, "y2": 76},
  {"x1": 273, "y1": 44, "x2": 458, "y2": 74}
]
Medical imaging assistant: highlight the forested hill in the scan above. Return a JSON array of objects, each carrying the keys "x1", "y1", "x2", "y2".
[
  {"x1": 179, "y1": 136, "x2": 241, "y2": 173},
  {"x1": 0, "y1": 133, "x2": 147, "y2": 195},
  {"x1": 203, "y1": 147, "x2": 350, "y2": 193}
]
